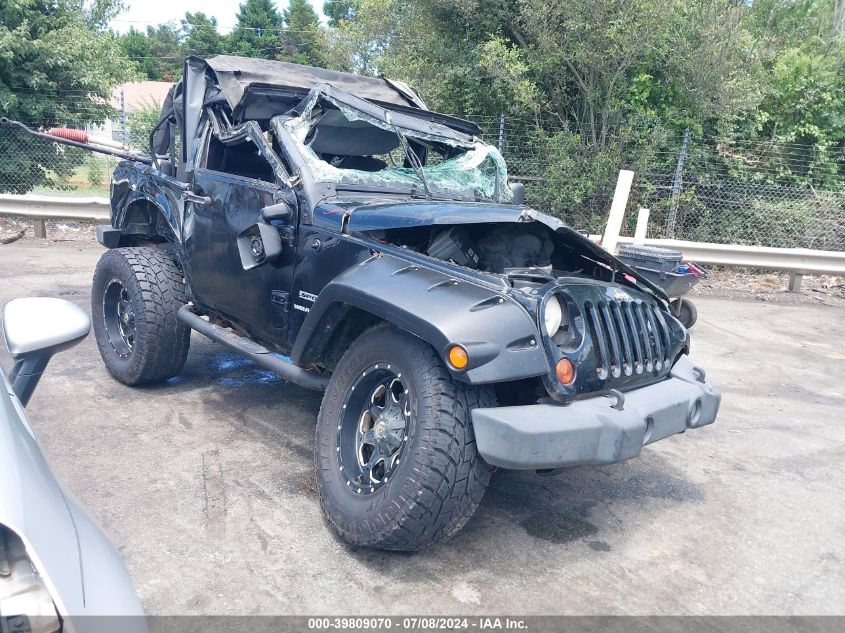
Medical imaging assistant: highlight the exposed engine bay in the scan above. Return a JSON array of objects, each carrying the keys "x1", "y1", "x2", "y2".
[{"x1": 369, "y1": 221, "x2": 622, "y2": 287}]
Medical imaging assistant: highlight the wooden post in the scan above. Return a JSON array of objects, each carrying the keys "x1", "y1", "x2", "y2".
[
  {"x1": 33, "y1": 219, "x2": 47, "y2": 238},
  {"x1": 633, "y1": 208, "x2": 650, "y2": 245},
  {"x1": 601, "y1": 169, "x2": 635, "y2": 254},
  {"x1": 788, "y1": 272, "x2": 803, "y2": 293}
]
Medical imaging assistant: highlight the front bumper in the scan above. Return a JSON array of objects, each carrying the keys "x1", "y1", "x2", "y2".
[{"x1": 471, "y1": 355, "x2": 720, "y2": 470}]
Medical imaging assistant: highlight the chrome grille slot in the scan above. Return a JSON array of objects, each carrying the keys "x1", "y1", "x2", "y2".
[
  {"x1": 633, "y1": 303, "x2": 654, "y2": 371},
  {"x1": 598, "y1": 302, "x2": 622, "y2": 378},
  {"x1": 584, "y1": 301, "x2": 609, "y2": 380},
  {"x1": 585, "y1": 297, "x2": 671, "y2": 380},
  {"x1": 610, "y1": 302, "x2": 634, "y2": 376},
  {"x1": 643, "y1": 306, "x2": 664, "y2": 370},
  {"x1": 621, "y1": 302, "x2": 644, "y2": 374}
]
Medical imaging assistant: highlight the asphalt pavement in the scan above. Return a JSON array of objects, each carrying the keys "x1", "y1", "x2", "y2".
[{"x1": 0, "y1": 238, "x2": 842, "y2": 615}]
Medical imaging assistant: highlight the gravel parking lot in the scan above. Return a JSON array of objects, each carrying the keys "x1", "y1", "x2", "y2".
[{"x1": 1, "y1": 238, "x2": 843, "y2": 616}]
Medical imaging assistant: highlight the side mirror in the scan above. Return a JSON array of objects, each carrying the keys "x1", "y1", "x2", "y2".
[
  {"x1": 236, "y1": 223, "x2": 283, "y2": 271},
  {"x1": 261, "y1": 201, "x2": 293, "y2": 222},
  {"x1": 509, "y1": 182, "x2": 525, "y2": 205},
  {"x1": 3, "y1": 298, "x2": 91, "y2": 406},
  {"x1": 236, "y1": 200, "x2": 294, "y2": 271}
]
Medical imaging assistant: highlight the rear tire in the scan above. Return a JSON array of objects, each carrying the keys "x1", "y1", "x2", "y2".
[
  {"x1": 91, "y1": 247, "x2": 190, "y2": 385},
  {"x1": 315, "y1": 324, "x2": 494, "y2": 551}
]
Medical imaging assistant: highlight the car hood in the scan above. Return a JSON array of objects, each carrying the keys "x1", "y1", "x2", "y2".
[
  {"x1": 0, "y1": 375, "x2": 86, "y2": 613},
  {"x1": 313, "y1": 198, "x2": 668, "y2": 300},
  {"x1": 0, "y1": 373, "x2": 145, "y2": 623}
]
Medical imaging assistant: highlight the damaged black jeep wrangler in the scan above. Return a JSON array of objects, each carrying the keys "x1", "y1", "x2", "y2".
[{"x1": 88, "y1": 56, "x2": 718, "y2": 550}]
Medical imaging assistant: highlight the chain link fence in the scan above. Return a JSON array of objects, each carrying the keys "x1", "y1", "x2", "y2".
[
  {"x1": 2, "y1": 107, "x2": 844, "y2": 251},
  {"x1": 0, "y1": 118, "x2": 122, "y2": 197},
  {"x1": 468, "y1": 114, "x2": 845, "y2": 252}
]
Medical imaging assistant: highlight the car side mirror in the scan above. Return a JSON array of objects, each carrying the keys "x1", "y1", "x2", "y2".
[
  {"x1": 261, "y1": 201, "x2": 293, "y2": 222},
  {"x1": 236, "y1": 222, "x2": 284, "y2": 271},
  {"x1": 236, "y1": 201, "x2": 295, "y2": 271},
  {"x1": 509, "y1": 182, "x2": 525, "y2": 205},
  {"x1": 3, "y1": 298, "x2": 91, "y2": 406}
]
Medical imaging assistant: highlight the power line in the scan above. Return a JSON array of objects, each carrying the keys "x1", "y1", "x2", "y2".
[{"x1": 112, "y1": 18, "x2": 325, "y2": 35}]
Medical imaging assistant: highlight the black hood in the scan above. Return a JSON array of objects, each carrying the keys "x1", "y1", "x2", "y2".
[{"x1": 313, "y1": 198, "x2": 669, "y2": 302}]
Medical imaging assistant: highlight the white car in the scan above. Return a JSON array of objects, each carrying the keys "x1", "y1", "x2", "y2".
[{"x1": 1, "y1": 298, "x2": 147, "y2": 633}]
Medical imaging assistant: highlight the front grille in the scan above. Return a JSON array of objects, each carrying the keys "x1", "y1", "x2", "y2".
[{"x1": 584, "y1": 299, "x2": 671, "y2": 380}]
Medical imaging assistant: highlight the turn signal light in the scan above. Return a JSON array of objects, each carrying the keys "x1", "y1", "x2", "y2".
[
  {"x1": 556, "y1": 358, "x2": 575, "y2": 385},
  {"x1": 447, "y1": 345, "x2": 469, "y2": 370}
]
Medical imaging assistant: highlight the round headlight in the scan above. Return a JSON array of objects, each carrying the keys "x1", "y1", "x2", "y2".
[{"x1": 543, "y1": 295, "x2": 563, "y2": 335}]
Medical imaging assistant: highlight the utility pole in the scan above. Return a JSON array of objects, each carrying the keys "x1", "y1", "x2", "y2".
[
  {"x1": 120, "y1": 88, "x2": 127, "y2": 148},
  {"x1": 665, "y1": 127, "x2": 689, "y2": 238}
]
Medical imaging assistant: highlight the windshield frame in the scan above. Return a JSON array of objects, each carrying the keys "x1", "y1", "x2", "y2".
[{"x1": 270, "y1": 84, "x2": 511, "y2": 204}]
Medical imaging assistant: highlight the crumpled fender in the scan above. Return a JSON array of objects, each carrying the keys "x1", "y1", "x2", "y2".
[
  {"x1": 291, "y1": 252, "x2": 550, "y2": 384},
  {"x1": 110, "y1": 161, "x2": 185, "y2": 242}
]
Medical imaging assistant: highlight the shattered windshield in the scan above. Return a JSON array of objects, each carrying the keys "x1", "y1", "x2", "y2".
[{"x1": 273, "y1": 90, "x2": 512, "y2": 202}]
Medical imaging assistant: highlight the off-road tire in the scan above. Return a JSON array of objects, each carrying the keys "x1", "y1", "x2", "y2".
[
  {"x1": 91, "y1": 247, "x2": 190, "y2": 385},
  {"x1": 315, "y1": 324, "x2": 495, "y2": 551},
  {"x1": 672, "y1": 297, "x2": 698, "y2": 329}
]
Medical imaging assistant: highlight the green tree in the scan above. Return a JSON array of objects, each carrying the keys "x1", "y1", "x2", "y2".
[
  {"x1": 229, "y1": 0, "x2": 283, "y2": 58},
  {"x1": 323, "y1": 0, "x2": 394, "y2": 75},
  {"x1": 324, "y1": 0, "x2": 358, "y2": 27},
  {"x1": 86, "y1": 155, "x2": 105, "y2": 188},
  {"x1": 119, "y1": 23, "x2": 184, "y2": 81},
  {"x1": 144, "y1": 23, "x2": 184, "y2": 80},
  {"x1": 0, "y1": 0, "x2": 133, "y2": 194},
  {"x1": 325, "y1": 0, "x2": 767, "y2": 226},
  {"x1": 725, "y1": 0, "x2": 845, "y2": 186},
  {"x1": 119, "y1": 27, "x2": 157, "y2": 80},
  {"x1": 182, "y1": 12, "x2": 225, "y2": 58},
  {"x1": 281, "y1": 0, "x2": 327, "y2": 66}
]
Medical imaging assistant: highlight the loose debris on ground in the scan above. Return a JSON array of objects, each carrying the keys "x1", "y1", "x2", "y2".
[
  {"x1": 0, "y1": 229, "x2": 24, "y2": 244},
  {"x1": 1, "y1": 216, "x2": 97, "y2": 242},
  {"x1": 692, "y1": 266, "x2": 845, "y2": 307}
]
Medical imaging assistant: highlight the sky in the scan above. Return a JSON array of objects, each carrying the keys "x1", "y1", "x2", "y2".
[{"x1": 109, "y1": 0, "x2": 328, "y2": 34}]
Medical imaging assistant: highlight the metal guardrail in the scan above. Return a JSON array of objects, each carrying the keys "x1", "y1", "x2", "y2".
[
  {"x1": 0, "y1": 194, "x2": 111, "y2": 221},
  {"x1": 0, "y1": 194, "x2": 110, "y2": 238},
  {"x1": 2, "y1": 194, "x2": 843, "y2": 280},
  {"x1": 613, "y1": 236, "x2": 845, "y2": 275}
]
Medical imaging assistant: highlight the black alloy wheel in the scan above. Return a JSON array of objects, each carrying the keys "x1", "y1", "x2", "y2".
[
  {"x1": 337, "y1": 364, "x2": 411, "y2": 495},
  {"x1": 102, "y1": 280, "x2": 136, "y2": 359}
]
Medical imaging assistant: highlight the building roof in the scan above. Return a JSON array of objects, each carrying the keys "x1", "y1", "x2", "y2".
[{"x1": 111, "y1": 81, "x2": 173, "y2": 112}]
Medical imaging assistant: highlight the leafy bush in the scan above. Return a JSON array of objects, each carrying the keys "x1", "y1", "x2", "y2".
[
  {"x1": 127, "y1": 104, "x2": 163, "y2": 152},
  {"x1": 516, "y1": 124, "x2": 674, "y2": 233},
  {"x1": 86, "y1": 156, "x2": 106, "y2": 187},
  {"x1": 676, "y1": 189, "x2": 836, "y2": 249}
]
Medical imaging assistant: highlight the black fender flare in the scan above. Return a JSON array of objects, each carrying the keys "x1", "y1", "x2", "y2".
[{"x1": 292, "y1": 254, "x2": 550, "y2": 384}]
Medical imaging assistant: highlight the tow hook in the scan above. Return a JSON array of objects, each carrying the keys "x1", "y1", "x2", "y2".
[{"x1": 606, "y1": 389, "x2": 625, "y2": 411}]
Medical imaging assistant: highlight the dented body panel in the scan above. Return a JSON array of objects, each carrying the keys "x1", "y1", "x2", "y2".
[
  {"x1": 110, "y1": 161, "x2": 186, "y2": 243},
  {"x1": 291, "y1": 249, "x2": 550, "y2": 384}
]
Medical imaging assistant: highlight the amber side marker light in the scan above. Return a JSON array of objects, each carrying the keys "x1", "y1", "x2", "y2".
[
  {"x1": 556, "y1": 358, "x2": 575, "y2": 385},
  {"x1": 447, "y1": 345, "x2": 469, "y2": 370}
]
